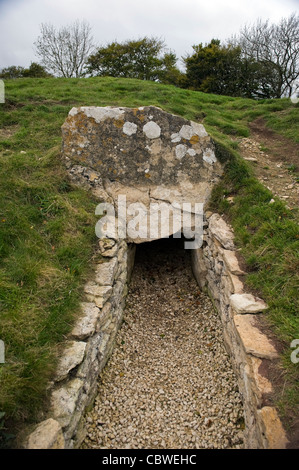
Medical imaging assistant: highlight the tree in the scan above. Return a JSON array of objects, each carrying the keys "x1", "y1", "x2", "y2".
[
  {"x1": 183, "y1": 39, "x2": 263, "y2": 98},
  {"x1": 0, "y1": 63, "x2": 51, "y2": 79},
  {"x1": 86, "y1": 37, "x2": 182, "y2": 84},
  {"x1": 34, "y1": 20, "x2": 95, "y2": 78},
  {"x1": 233, "y1": 13, "x2": 299, "y2": 98},
  {"x1": 0, "y1": 66, "x2": 25, "y2": 79},
  {"x1": 158, "y1": 51, "x2": 185, "y2": 86},
  {"x1": 22, "y1": 62, "x2": 52, "y2": 78}
]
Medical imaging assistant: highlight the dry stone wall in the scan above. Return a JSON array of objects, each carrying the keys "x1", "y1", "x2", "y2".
[
  {"x1": 25, "y1": 239, "x2": 136, "y2": 449},
  {"x1": 191, "y1": 212, "x2": 289, "y2": 449}
]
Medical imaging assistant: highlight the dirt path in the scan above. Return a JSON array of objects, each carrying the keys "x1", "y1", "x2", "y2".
[
  {"x1": 237, "y1": 118, "x2": 299, "y2": 210},
  {"x1": 81, "y1": 238, "x2": 244, "y2": 449}
]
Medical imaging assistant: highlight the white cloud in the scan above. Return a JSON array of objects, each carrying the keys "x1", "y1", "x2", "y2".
[{"x1": 0, "y1": 0, "x2": 298, "y2": 68}]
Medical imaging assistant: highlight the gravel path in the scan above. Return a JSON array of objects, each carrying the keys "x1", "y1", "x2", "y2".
[{"x1": 81, "y1": 238, "x2": 245, "y2": 449}]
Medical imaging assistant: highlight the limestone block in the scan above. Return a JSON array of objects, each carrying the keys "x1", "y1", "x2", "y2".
[
  {"x1": 98, "y1": 238, "x2": 116, "y2": 254},
  {"x1": 221, "y1": 249, "x2": 246, "y2": 275},
  {"x1": 214, "y1": 258, "x2": 223, "y2": 275},
  {"x1": 62, "y1": 106, "x2": 222, "y2": 190},
  {"x1": 96, "y1": 301, "x2": 113, "y2": 330},
  {"x1": 117, "y1": 269, "x2": 127, "y2": 285},
  {"x1": 84, "y1": 282, "x2": 112, "y2": 308},
  {"x1": 227, "y1": 271, "x2": 244, "y2": 294},
  {"x1": 26, "y1": 418, "x2": 65, "y2": 449},
  {"x1": 101, "y1": 244, "x2": 118, "y2": 258},
  {"x1": 117, "y1": 243, "x2": 128, "y2": 263},
  {"x1": 208, "y1": 213, "x2": 235, "y2": 250},
  {"x1": 71, "y1": 302, "x2": 100, "y2": 339},
  {"x1": 206, "y1": 277, "x2": 220, "y2": 301},
  {"x1": 62, "y1": 106, "x2": 224, "y2": 244},
  {"x1": 211, "y1": 237, "x2": 223, "y2": 257},
  {"x1": 257, "y1": 407, "x2": 289, "y2": 449},
  {"x1": 250, "y1": 356, "x2": 273, "y2": 398},
  {"x1": 95, "y1": 215, "x2": 119, "y2": 241},
  {"x1": 234, "y1": 314, "x2": 278, "y2": 359},
  {"x1": 98, "y1": 331, "x2": 111, "y2": 356},
  {"x1": 76, "y1": 332, "x2": 103, "y2": 379},
  {"x1": 91, "y1": 186, "x2": 112, "y2": 202},
  {"x1": 110, "y1": 278, "x2": 127, "y2": 308},
  {"x1": 95, "y1": 257, "x2": 118, "y2": 286},
  {"x1": 51, "y1": 378, "x2": 84, "y2": 428},
  {"x1": 55, "y1": 341, "x2": 86, "y2": 382},
  {"x1": 191, "y1": 248, "x2": 208, "y2": 289},
  {"x1": 221, "y1": 275, "x2": 234, "y2": 304},
  {"x1": 230, "y1": 293, "x2": 268, "y2": 314}
]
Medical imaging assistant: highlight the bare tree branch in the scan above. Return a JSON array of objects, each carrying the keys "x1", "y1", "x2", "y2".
[
  {"x1": 34, "y1": 20, "x2": 95, "y2": 78},
  {"x1": 230, "y1": 13, "x2": 299, "y2": 98}
]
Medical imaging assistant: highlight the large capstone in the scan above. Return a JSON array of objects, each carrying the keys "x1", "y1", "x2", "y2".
[{"x1": 61, "y1": 105, "x2": 224, "y2": 243}]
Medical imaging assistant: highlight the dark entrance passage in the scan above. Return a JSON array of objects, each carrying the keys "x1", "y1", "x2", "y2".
[
  {"x1": 81, "y1": 237, "x2": 244, "y2": 449},
  {"x1": 133, "y1": 236, "x2": 192, "y2": 300}
]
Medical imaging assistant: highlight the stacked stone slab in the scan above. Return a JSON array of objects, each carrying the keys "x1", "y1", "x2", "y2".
[
  {"x1": 25, "y1": 239, "x2": 136, "y2": 449},
  {"x1": 60, "y1": 105, "x2": 224, "y2": 243},
  {"x1": 191, "y1": 212, "x2": 289, "y2": 449}
]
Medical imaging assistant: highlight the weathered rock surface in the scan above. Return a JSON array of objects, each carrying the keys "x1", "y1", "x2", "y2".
[
  {"x1": 51, "y1": 378, "x2": 84, "y2": 428},
  {"x1": 62, "y1": 106, "x2": 224, "y2": 243},
  {"x1": 26, "y1": 419, "x2": 65, "y2": 449},
  {"x1": 250, "y1": 357, "x2": 273, "y2": 398},
  {"x1": 230, "y1": 293, "x2": 268, "y2": 314},
  {"x1": 84, "y1": 282, "x2": 112, "y2": 308},
  {"x1": 95, "y1": 257, "x2": 118, "y2": 286},
  {"x1": 257, "y1": 407, "x2": 289, "y2": 449},
  {"x1": 55, "y1": 341, "x2": 86, "y2": 382},
  {"x1": 234, "y1": 315, "x2": 278, "y2": 359},
  {"x1": 62, "y1": 105, "x2": 221, "y2": 188},
  {"x1": 71, "y1": 303, "x2": 100, "y2": 340},
  {"x1": 208, "y1": 213, "x2": 235, "y2": 250},
  {"x1": 221, "y1": 250, "x2": 246, "y2": 275}
]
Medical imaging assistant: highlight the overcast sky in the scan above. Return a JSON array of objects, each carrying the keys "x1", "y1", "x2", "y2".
[{"x1": 0, "y1": 0, "x2": 298, "y2": 70}]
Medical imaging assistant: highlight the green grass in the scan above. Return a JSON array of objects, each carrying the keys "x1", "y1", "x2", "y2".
[{"x1": 0, "y1": 76, "x2": 298, "y2": 445}]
